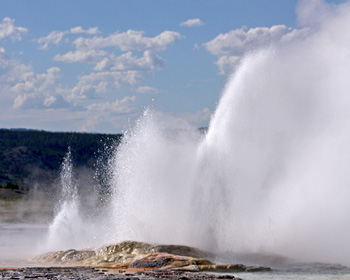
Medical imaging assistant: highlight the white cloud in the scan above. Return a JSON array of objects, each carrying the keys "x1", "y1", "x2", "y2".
[
  {"x1": 11, "y1": 67, "x2": 68, "y2": 109},
  {"x1": 136, "y1": 86, "x2": 160, "y2": 94},
  {"x1": 0, "y1": 17, "x2": 28, "y2": 41},
  {"x1": 37, "y1": 31, "x2": 66, "y2": 50},
  {"x1": 0, "y1": 52, "x2": 34, "y2": 86},
  {"x1": 11, "y1": 67, "x2": 61, "y2": 94},
  {"x1": 180, "y1": 18, "x2": 205, "y2": 28},
  {"x1": 56, "y1": 49, "x2": 165, "y2": 72},
  {"x1": 94, "y1": 51, "x2": 164, "y2": 71},
  {"x1": 37, "y1": 26, "x2": 100, "y2": 50},
  {"x1": 26, "y1": 26, "x2": 182, "y2": 128},
  {"x1": 73, "y1": 30, "x2": 181, "y2": 52},
  {"x1": 215, "y1": 55, "x2": 241, "y2": 75},
  {"x1": 54, "y1": 49, "x2": 108, "y2": 64},
  {"x1": 0, "y1": 52, "x2": 138, "y2": 114},
  {"x1": 204, "y1": 25, "x2": 308, "y2": 56},
  {"x1": 0, "y1": 50, "x2": 70, "y2": 110},
  {"x1": 70, "y1": 26, "x2": 100, "y2": 35},
  {"x1": 0, "y1": 45, "x2": 145, "y2": 133},
  {"x1": 52, "y1": 29, "x2": 180, "y2": 98},
  {"x1": 70, "y1": 71, "x2": 142, "y2": 101},
  {"x1": 87, "y1": 96, "x2": 136, "y2": 114},
  {"x1": 204, "y1": 25, "x2": 310, "y2": 75},
  {"x1": 0, "y1": 53, "x2": 139, "y2": 133}
]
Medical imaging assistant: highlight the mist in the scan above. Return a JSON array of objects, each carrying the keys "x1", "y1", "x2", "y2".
[{"x1": 194, "y1": 0, "x2": 350, "y2": 261}]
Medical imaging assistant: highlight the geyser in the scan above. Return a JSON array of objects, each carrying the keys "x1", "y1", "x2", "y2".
[
  {"x1": 47, "y1": 0, "x2": 350, "y2": 266},
  {"x1": 45, "y1": 149, "x2": 85, "y2": 251}
]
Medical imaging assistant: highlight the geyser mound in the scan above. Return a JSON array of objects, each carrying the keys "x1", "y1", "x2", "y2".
[
  {"x1": 35, "y1": 240, "x2": 273, "y2": 273},
  {"x1": 45, "y1": 0, "x2": 350, "y2": 267}
]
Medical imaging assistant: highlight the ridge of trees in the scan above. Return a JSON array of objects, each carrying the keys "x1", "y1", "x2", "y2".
[{"x1": 0, "y1": 129, "x2": 122, "y2": 191}]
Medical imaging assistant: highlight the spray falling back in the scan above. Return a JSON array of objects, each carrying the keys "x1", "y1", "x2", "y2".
[{"x1": 47, "y1": 0, "x2": 350, "y2": 266}]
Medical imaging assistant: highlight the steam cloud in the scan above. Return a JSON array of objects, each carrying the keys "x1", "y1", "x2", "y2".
[{"x1": 46, "y1": 0, "x2": 350, "y2": 266}]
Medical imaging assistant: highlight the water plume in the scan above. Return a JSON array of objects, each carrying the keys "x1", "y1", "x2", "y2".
[
  {"x1": 46, "y1": 0, "x2": 350, "y2": 266},
  {"x1": 44, "y1": 147, "x2": 119, "y2": 252},
  {"x1": 45, "y1": 148, "x2": 86, "y2": 251},
  {"x1": 109, "y1": 110, "x2": 201, "y2": 245}
]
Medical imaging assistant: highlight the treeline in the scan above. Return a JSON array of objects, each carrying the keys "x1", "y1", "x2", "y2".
[{"x1": 0, "y1": 129, "x2": 122, "y2": 190}]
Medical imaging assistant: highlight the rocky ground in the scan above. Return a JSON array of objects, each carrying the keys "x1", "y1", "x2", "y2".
[
  {"x1": 3, "y1": 240, "x2": 348, "y2": 279},
  {"x1": 0, "y1": 241, "x2": 275, "y2": 280},
  {"x1": 1, "y1": 241, "x2": 274, "y2": 280},
  {"x1": 1, "y1": 266, "x2": 243, "y2": 280}
]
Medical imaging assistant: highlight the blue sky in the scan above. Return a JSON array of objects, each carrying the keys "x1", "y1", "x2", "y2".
[{"x1": 0, "y1": 0, "x2": 345, "y2": 133}]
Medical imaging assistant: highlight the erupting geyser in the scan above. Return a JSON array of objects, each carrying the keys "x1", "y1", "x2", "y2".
[
  {"x1": 46, "y1": 149, "x2": 85, "y2": 251},
  {"x1": 47, "y1": 0, "x2": 350, "y2": 266}
]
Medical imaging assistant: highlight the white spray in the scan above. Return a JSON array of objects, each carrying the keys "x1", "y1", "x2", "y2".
[
  {"x1": 47, "y1": 0, "x2": 350, "y2": 265},
  {"x1": 45, "y1": 149, "x2": 86, "y2": 251}
]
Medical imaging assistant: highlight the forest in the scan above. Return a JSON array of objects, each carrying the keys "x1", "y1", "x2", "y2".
[{"x1": 0, "y1": 129, "x2": 122, "y2": 192}]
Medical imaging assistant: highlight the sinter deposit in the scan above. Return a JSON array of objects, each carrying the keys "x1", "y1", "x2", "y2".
[{"x1": 35, "y1": 241, "x2": 270, "y2": 273}]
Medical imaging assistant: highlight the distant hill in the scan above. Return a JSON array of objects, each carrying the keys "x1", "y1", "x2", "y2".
[{"x1": 0, "y1": 129, "x2": 122, "y2": 192}]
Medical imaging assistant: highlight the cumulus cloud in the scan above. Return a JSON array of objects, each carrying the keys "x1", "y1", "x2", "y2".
[
  {"x1": 0, "y1": 49, "x2": 71, "y2": 110},
  {"x1": 95, "y1": 51, "x2": 164, "y2": 71},
  {"x1": 69, "y1": 71, "x2": 142, "y2": 101},
  {"x1": 55, "y1": 49, "x2": 165, "y2": 73},
  {"x1": 54, "y1": 49, "x2": 108, "y2": 64},
  {"x1": 11, "y1": 67, "x2": 61, "y2": 94},
  {"x1": 204, "y1": 25, "x2": 310, "y2": 75},
  {"x1": 11, "y1": 67, "x2": 69, "y2": 109},
  {"x1": 2, "y1": 23, "x2": 182, "y2": 131},
  {"x1": 52, "y1": 28, "x2": 180, "y2": 98},
  {"x1": 0, "y1": 26, "x2": 163, "y2": 133},
  {"x1": 0, "y1": 50, "x2": 137, "y2": 113},
  {"x1": 0, "y1": 50, "x2": 138, "y2": 132},
  {"x1": 136, "y1": 86, "x2": 160, "y2": 94},
  {"x1": 36, "y1": 26, "x2": 100, "y2": 50},
  {"x1": 180, "y1": 18, "x2": 205, "y2": 27},
  {"x1": 72, "y1": 30, "x2": 181, "y2": 52},
  {"x1": 37, "y1": 31, "x2": 66, "y2": 50},
  {"x1": 69, "y1": 26, "x2": 99, "y2": 35},
  {"x1": 0, "y1": 52, "x2": 30, "y2": 85},
  {"x1": 0, "y1": 17, "x2": 28, "y2": 41},
  {"x1": 87, "y1": 96, "x2": 136, "y2": 114},
  {"x1": 205, "y1": 25, "x2": 293, "y2": 56}
]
